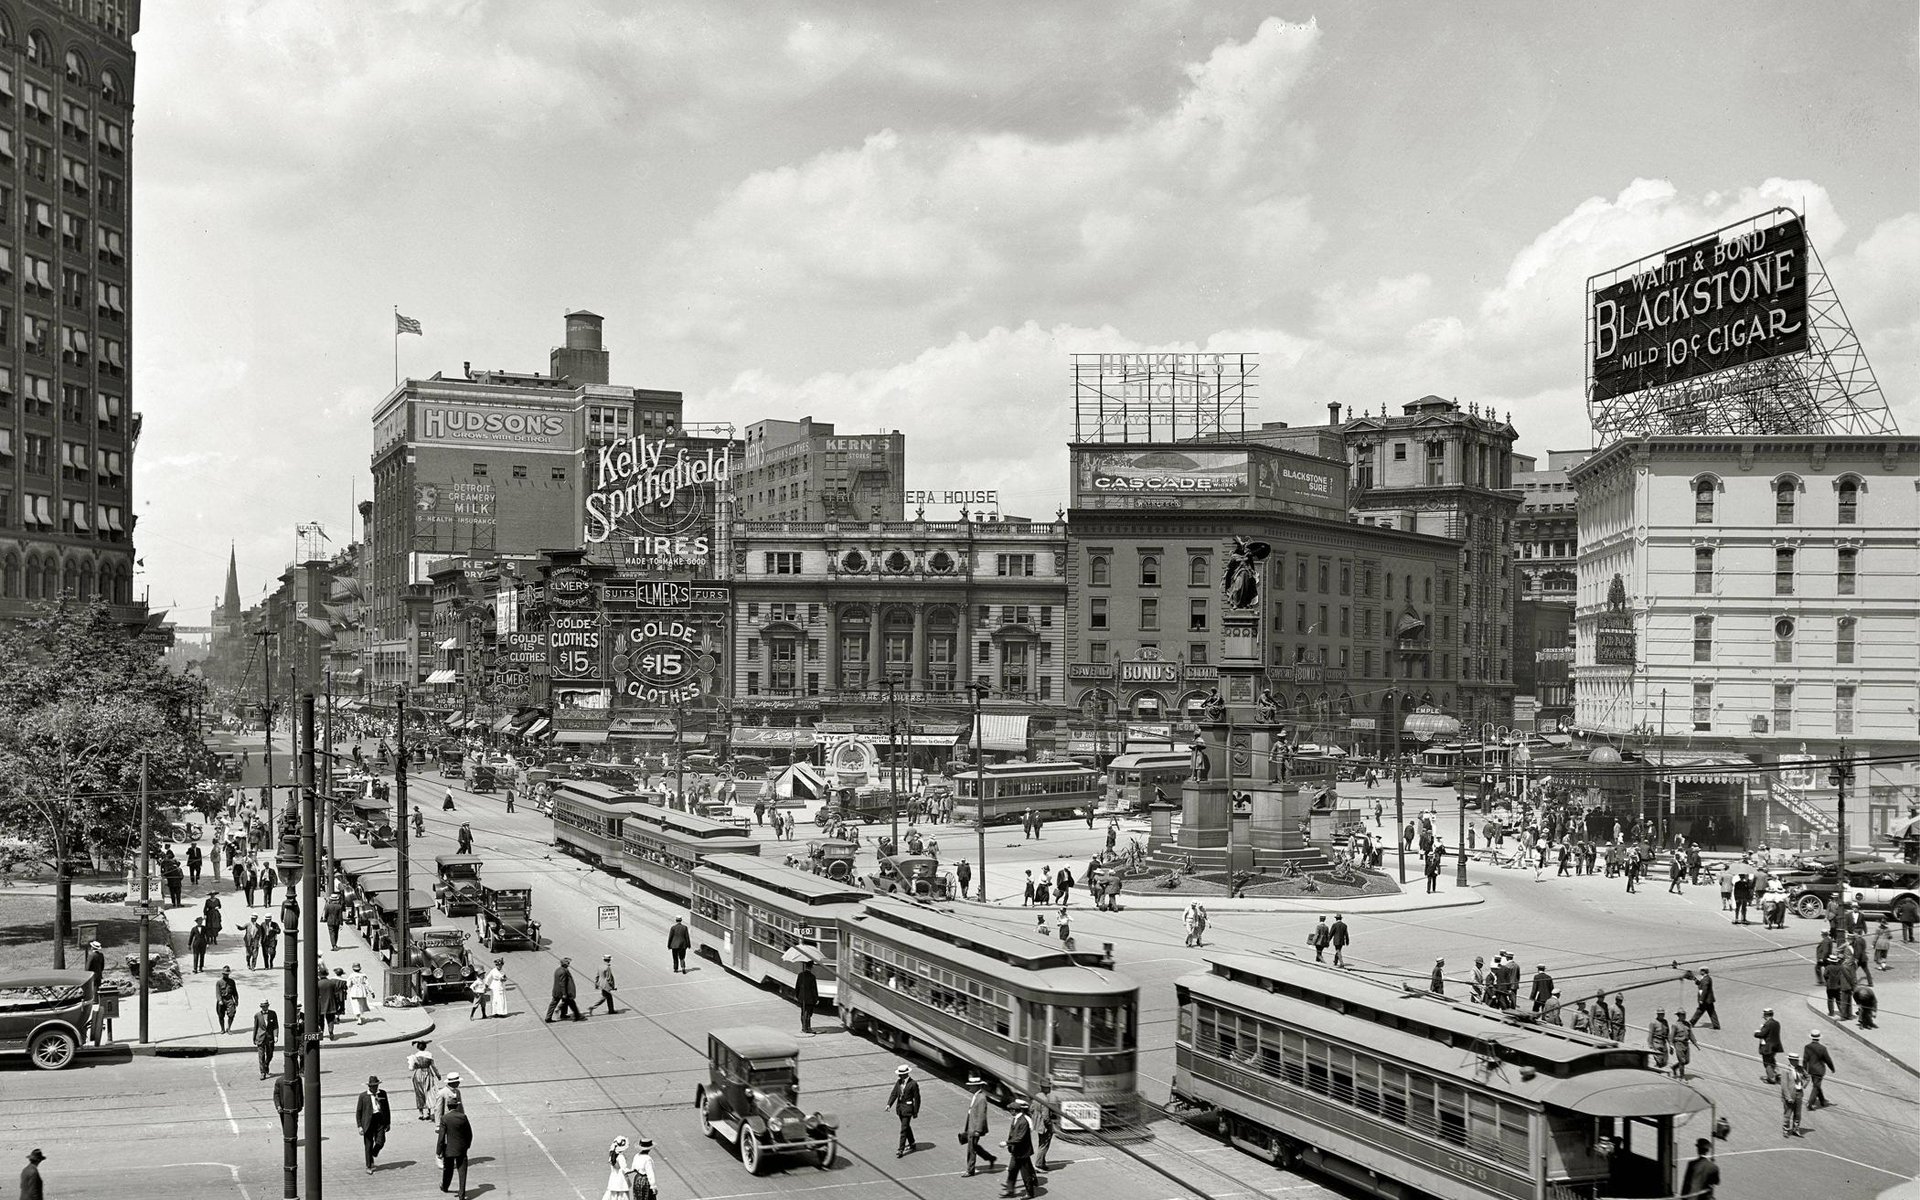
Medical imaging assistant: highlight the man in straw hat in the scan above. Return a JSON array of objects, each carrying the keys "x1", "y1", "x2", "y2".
[
  {"x1": 885, "y1": 1063, "x2": 921, "y2": 1157},
  {"x1": 1001, "y1": 1097, "x2": 1038, "y2": 1199},
  {"x1": 1779, "y1": 1052, "x2": 1806, "y2": 1136},
  {"x1": 960, "y1": 1073, "x2": 998, "y2": 1176},
  {"x1": 1800, "y1": 1030, "x2": 1836, "y2": 1108}
]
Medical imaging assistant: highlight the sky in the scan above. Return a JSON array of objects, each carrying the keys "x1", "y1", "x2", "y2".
[{"x1": 128, "y1": 2, "x2": 1920, "y2": 623}]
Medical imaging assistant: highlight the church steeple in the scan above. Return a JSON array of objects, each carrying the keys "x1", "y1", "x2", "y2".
[{"x1": 222, "y1": 544, "x2": 242, "y2": 620}]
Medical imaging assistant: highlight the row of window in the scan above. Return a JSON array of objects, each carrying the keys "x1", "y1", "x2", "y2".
[
  {"x1": 1692, "y1": 615, "x2": 1859, "y2": 665},
  {"x1": 0, "y1": 308, "x2": 124, "y2": 365},
  {"x1": 467, "y1": 463, "x2": 567, "y2": 481},
  {"x1": 1691, "y1": 546, "x2": 1859, "y2": 596},
  {"x1": 0, "y1": 488, "x2": 121, "y2": 534},
  {"x1": 1689, "y1": 683, "x2": 1854, "y2": 735},
  {"x1": 3, "y1": 186, "x2": 126, "y2": 256},
  {"x1": 0, "y1": 552, "x2": 133, "y2": 602},
  {"x1": 761, "y1": 551, "x2": 1041, "y2": 577},
  {"x1": 0, "y1": 25, "x2": 133, "y2": 91},
  {"x1": 0, "y1": 249, "x2": 124, "y2": 314},
  {"x1": 850, "y1": 937, "x2": 1016, "y2": 1041},
  {"x1": 741, "y1": 670, "x2": 1049, "y2": 700},
  {"x1": 1696, "y1": 477, "x2": 1861, "y2": 525}
]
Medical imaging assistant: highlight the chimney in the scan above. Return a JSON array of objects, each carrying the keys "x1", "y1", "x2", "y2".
[
  {"x1": 462, "y1": 361, "x2": 471, "y2": 379},
  {"x1": 551, "y1": 310, "x2": 610, "y2": 385},
  {"x1": 1328, "y1": 402, "x2": 1342, "y2": 425}
]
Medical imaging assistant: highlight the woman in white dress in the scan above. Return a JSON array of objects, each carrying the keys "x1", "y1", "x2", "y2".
[
  {"x1": 347, "y1": 964, "x2": 376, "y2": 1023},
  {"x1": 486, "y1": 958, "x2": 510, "y2": 1017},
  {"x1": 601, "y1": 1136, "x2": 632, "y2": 1200}
]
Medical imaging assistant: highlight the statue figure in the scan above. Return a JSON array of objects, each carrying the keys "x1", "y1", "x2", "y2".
[
  {"x1": 1189, "y1": 736, "x2": 1211, "y2": 782},
  {"x1": 1200, "y1": 688, "x2": 1225, "y2": 723},
  {"x1": 1257, "y1": 689, "x2": 1282, "y2": 724}
]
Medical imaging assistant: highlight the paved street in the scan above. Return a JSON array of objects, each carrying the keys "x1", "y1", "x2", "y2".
[{"x1": 4, "y1": 748, "x2": 1915, "y2": 1199}]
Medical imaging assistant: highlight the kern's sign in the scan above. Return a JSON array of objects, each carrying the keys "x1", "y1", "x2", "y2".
[
  {"x1": 415, "y1": 402, "x2": 572, "y2": 451},
  {"x1": 1590, "y1": 213, "x2": 1809, "y2": 402}
]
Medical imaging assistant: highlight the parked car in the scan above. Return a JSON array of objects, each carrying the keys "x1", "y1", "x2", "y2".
[
  {"x1": 433, "y1": 855, "x2": 486, "y2": 916},
  {"x1": 867, "y1": 853, "x2": 950, "y2": 901},
  {"x1": 0, "y1": 971, "x2": 103, "y2": 1070},
  {"x1": 803, "y1": 839, "x2": 858, "y2": 881},
  {"x1": 475, "y1": 885, "x2": 540, "y2": 952},
  {"x1": 693, "y1": 1026, "x2": 839, "y2": 1174},
  {"x1": 404, "y1": 927, "x2": 478, "y2": 1002},
  {"x1": 1788, "y1": 862, "x2": 1920, "y2": 921}
]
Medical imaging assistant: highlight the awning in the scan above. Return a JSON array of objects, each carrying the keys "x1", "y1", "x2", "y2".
[
  {"x1": 438, "y1": 638, "x2": 458, "y2": 650},
  {"x1": 525, "y1": 718, "x2": 551, "y2": 738},
  {"x1": 1661, "y1": 753, "x2": 1753, "y2": 785},
  {"x1": 554, "y1": 729, "x2": 609, "y2": 745},
  {"x1": 975, "y1": 714, "x2": 1029, "y2": 753},
  {"x1": 424, "y1": 669, "x2": 457, "y2": 685},
  {"x1": 507, "y1": 710, "x2": 543, "y2": 733},
  {"x1": 1395, "y1": 613, "x2": 1427, "y2": 638},
  {"x1": 732, "y1": 728, "x2": 819, "y2": 748},
  {"x1": 490, "y1": 715, "x2": 517, "y2": 733}
]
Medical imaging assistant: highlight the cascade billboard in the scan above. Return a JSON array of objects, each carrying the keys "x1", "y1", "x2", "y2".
[{"x1": 1589, "y1": 214, "x2": 1809, "y2": 402}]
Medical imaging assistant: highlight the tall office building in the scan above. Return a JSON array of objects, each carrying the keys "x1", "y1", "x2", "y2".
[
  {"x1": 736, "y1": 417, "x2": 905, "y2": 523},
  {"x1": 0, "y1": 2, "x2": 140, "y2": 618}
]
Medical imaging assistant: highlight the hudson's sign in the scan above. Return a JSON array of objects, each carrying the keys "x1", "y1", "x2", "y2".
[{"x1": 415, "y1": 402, "x2": 572, "y2": 450}]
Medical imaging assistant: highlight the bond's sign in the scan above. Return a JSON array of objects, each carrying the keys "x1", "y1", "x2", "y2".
[{"x1": 1590, "y1": 214, "x2": 1809, "y2": 402}]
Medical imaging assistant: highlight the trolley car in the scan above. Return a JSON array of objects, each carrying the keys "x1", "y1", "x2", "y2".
[
  {"x1": 618, "y1": 808, "x2": 761, "y2": 900},
  {"x1": 1103, "y1": 750, "x2": 1190, "y2": 813},
  {"x1": 951, "y1": 761, "x2": 1102, "y2": 826},
  {"x1": 689, "y1": 857, "x2": 866, "y2": 1001},
  {"x1": 839, "y1": 899, "x2": 1139, "y2": 1125},
  {"x1": 1171, "y1": 954, "x2": 1714, "y2": 1200},
  {"x1": 551, "y1": 780, "x2": 656, "y2": 870}
]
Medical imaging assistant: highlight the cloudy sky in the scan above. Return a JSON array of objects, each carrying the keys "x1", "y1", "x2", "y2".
[{"x1": 130, "y1": 2, "x2": 1919, "y2": 621}]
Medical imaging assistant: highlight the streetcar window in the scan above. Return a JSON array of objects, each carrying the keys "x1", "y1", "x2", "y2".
[
  {"x1": 1437, "y1": 1090, "x2": 1468, "y2": 1147},
  {"x1": 1089, "y1": 1005, "x2": 1124, "y2": 1050},
  {"x1": 1051, "y1": 1006, "x2": 1087, "y2": 1050}
]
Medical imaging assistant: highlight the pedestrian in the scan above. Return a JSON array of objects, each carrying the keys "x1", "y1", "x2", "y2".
[
  {"x1": 323, "y1": 967, "x2": 347, "y2": 1038},
  {"x1": 487, "y1": 957, "x2": 510, "y2": 1017},
  {"x1": 202, "y1": 891, "x2": 223, "y2": 944},
  {"x1": 1022, "y1": 870, "x2": 1035, "y2": 907},
  {"x1": 187, "y1": 842, "x2": 204, "y2": 885},
  {"x1": 347, "y1": 963, "x2": 376, "y2": 1022},
  {"x1": 629, "y1": 1138, "x2": 658, "y2": 1200},
  {"x1": 1754, "y1": 1006, "x2": 1783, "y2": 1082},
  {"x1": 546, "y1": 957, "x2": 584, "y2": 1022},
  {"x1": 1648, "y1": 1009, "x2": 1670, "y2": 1068},
  {"x1": 1873, "y1": 918, "x2": 1893, "y2": 969},
  {"x1": 1002, "y1": 1098, "x2": 1038, "y2": 1199},
  {"x1": 1821, "y1": 955, "x2": 1849, "y2": 1019},
  {"x1": 20, "y1": 1148, "x2": 46, "y2": 1200},
  {"x1": 1854, "y1": 977, "x2": 1877, "y2": 1029},
  {"x1": 243, "y1": 915, "x2": 261, "y2": 969},
  {"x1": 166, "y1": 859, "x2": 185, "y2": 908},
  {"x1": 437, "y1": 1097, "x2": 473, "y2": 1199},
  {"x1": 1033, "y1": 875, "x2": 1050, "y2": 907},
  {"x1": 260, "y1": 914, "x2": 280, "y2": 970},
  {"x1": 1057, "y1": 906, "x2": 1073, "y2": 950},
  {"x1": 468, "y1": 971, "x2": 491, "y2": 1020},
  {"x1": 324, "y1": 891, "x2": 344, "y2": 951},
  {"x1": 795, "y1": 958, "x2": 820, "y2": 1035},
  {"x1": 1470, "y1": 957, "x2": 1488, "y2": 1003},
  {"x1": 1031, "y1": 1076, "x2": 1062, "y2": 1170},
  {"x1": 242, "y1": 861, "x2": 258, "y2": 907},
  {"x1": 188, "y1": 917, "x2": 210, "y2": 973},
  {"x1": 1330, "y1": 913, "x2": 1350, "y2": 967},
  {"x1": 590, "y1": 955, "x2": 620, "y2": 1014},
  {"x1": 1571, "y1": 999, "x2": 1592, "y2": 1033},
  {"x1": 961, "y1": 1073, "x2": 998, "y2": 1177},
  {"x1": 1718, "y1": 868, "x2": 1734, "y2": 911},
  {"x1": 357, "y1": 1075, "x2": 392, "y2": 1174},
  {"x1": 886, "y1": 1063, "x2": 921, "y2": 1157},
  {"x1": 407, "y1": 1040, "x2": 441, "y2": 1120},
  {"x1": 214, "y1": 966, "x2": 240, "y2": 1033},
  {"x1": 1682, "y1": 1137, "x2": 1721, "y2": 1199},
  {"x1": 1690, "y1": 968, "x2": 1720, "y2": 1029},
  {"x1": 955, "y1": 858, "x2": 972, "y2": 899},
  {"x1": 1902, "y1": 897, "x2": 1918, "y2": 943},
  {"x1": 1183, "y1": 902, "x2": 1202, "y2": 948},
  {"x1": 1529, "y1": 965, "x2": 1553, "y2": 1013},
  {"x1": 1780, "y1": 1053, "x2": 1806, "y2": 1136},
  {"x1": 1055, "y1": 866, "x2": 1074, "y2": 906},
  {"x1": 1801, "y1": 1030, "x2": 1835, "y2": 1108},
  {"x1": 1669, "y1": 1015, "x2": 1694, "y2": 1078},
  {"x1": 1668, "y1": 854, "x2": 1684, "y2": 894},
  {"x1": 1543, "y1": 991, "x2": 1564, "y2": 1025},
  {"x1": 457, "y1": 823, "x2": 474, "y2": 854},
  {"x1": 260, "y1": 858, "x2": 277, "y2": 906},
  {"x1": 433, "y1": 1073, "x2": 463, "y2": 1128},
  {"x1": 667, "y1": 916, "x2": 691, "y2": 973},
  {"x1": 252, "y1": 1000, "x2": 278, "y2": 1079},
  {"x1": 1310, "y1": 915, "x2": 1331, "y2": 962}
]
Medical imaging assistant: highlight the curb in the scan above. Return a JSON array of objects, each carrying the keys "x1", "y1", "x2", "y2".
[
  {"x1": 1801, "y1": 996, "x2": 1919, "y2": 1081},
  {"x1": 123, "y1": 1016, "x2": 439, "y2": 1058},
  {"x1": 951, "y1": 890, "x2": 1486, "y2": 915}
]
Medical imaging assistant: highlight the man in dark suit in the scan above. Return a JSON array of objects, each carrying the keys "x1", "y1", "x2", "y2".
[
  {"x1": 438, "y1": 1097, "x2": 474, "y2": 1199},
  {"x1": 324, "y1": 891, "x2": 345, "y2": 951},
  {"x1": 1753, "y1": 1006, "x2": 1783, "y2": 1083},
  {"x1": 356, "y1": 1075, "x2": 392, "y2": 1173},
  {"x1": 545, "y1": 958, "x2": 583, "y2": 1022},
  {"x1": 795, "y1": 959, "x2": 820, "y2": 1034},
  {"x1": 260, "y1": 916, "x2": 281, "y2": 970},
  {"x1": 961, "y1": 1075, "x2": 997, "y2": 1177},
  {"x1": 885, "y1": 1064, "x2": 920, "y2": 1157},
  {"x1": 187, "y1": 919, "x2": 210, "y2": 974},
  {"x1": 187, "y1": 843, "x2": 204, "y2": 885},
  {"x1": 252, "y1": 1001, "x2": 278, "y2": 1079},
  {"x1": 667, "y1": 916, "x2": 692, "y2": 973},
  {"x1": 1001, "y1": 1098, "x2": 1038, "y2": 1199}
]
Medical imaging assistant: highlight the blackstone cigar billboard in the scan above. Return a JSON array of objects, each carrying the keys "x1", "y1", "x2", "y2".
[
  {"x1": 1589, "y1": 210, "x2": 1810, "y2": 402},
  {"x1": 581, "y1": 433, "x2": 731, "y2": 575}
]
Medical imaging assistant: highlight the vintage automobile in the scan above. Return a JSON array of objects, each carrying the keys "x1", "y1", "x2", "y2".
[
  {"x1": 468, "y1": 762, "x2": 498, "y2": 794},
  {"x1": 804, "y1": 838, "x2": 859, "y2": 881},
  {"x1": 1787, "y1": 862, "x2": 1920, "y2": 921},
  {"x1": 438, "y1": 748, "x2": 465, "y2": 779},
  {"x1": 693, "y1": 1026, "x2": 839, "y2": 1174},
  {"x1": 433, "y1": 855, "x2": 486, "y2": 916},
  {"x1": 0, "y1": 971, "x2": 103, "y2": 1070},
  {"x1": 475, "y1": 885, "x2": 541, "y2": 952},
  {"x1": 867, "y1": 853, "x2": 951, "y2": 901},
  {"x1": 694, "y1": 798, "x2": 753, "y2": 832},
  {"x1": 403, "y1": 926, "x2": 478, "y2": 1002},
  {"x1": 365, "y1": 886, "x2": 436, "y2": 960}
]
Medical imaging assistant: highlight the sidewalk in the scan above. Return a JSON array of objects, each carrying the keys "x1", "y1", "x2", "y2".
[{"x1": 1802, "y1": 989, "x2": 1920, "y2": 1082}]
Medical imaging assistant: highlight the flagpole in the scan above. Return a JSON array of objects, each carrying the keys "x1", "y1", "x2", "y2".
[{"x1": 393, "y1": 306, "x2": 399, "y2": 387}]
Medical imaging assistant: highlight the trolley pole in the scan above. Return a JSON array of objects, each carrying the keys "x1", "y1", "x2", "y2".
[
  {"x1": 394, "y1": 687, "x2": 412, "y2": 1001},
  {"x1": 323, "y1": 670, "x2": 335, "y2": 868},
  {"x1": 1389, "y1": 689, "x2": 1406, "y2": 885},
  {"x1": 299, "y1": 691, "x2": 322, "y2": 1200},
  {"x1": 884, "y1": 675, "x2": 902, "y2": 851},
  {"x1": 259, "y1": 629, "x2": 277, "y2": 833},
  {"x1": 137, "y1": 752, "x2": 150, "y2": 1044},
  {"x1": 969, "y1": 679, "x2": 989, "y2": 902}
]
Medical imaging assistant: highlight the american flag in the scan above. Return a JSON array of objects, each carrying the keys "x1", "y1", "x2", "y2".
[{"x1": 395, "y1": 312, "x2": 423, "y2": 336}]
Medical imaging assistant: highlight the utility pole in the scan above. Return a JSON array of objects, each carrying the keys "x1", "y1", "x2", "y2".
[
  {"x1": 259, "y1": 629, "x2": 277, "y2": 832},
  {"x1": 1389, "y1": 689, "x2": 1406, "y2": 885},
  {"x1": 674, "y1": 699, "x2": 685, "y2": 807},
  {"x1": 969, "y1": 679, "x2": 990, "y2": 902},
  {"x1": 274, "y1": 693, "x2": 310, "y2": 1199},
  {"x1": 137, "y1": 752, "x2": 150, "y2": 1044},
  {"x1": 1830, "y1": 741, "x2": 1852, "y2": 892},
  {"x1": 1658, "y1": 689, "x2": 1669, "y2": 847},
  {"x1": 323, "y1": 670, "x2": 336, "y2": 867},
  {"x1": 394, "y1": 687, "x2": 412, "y2": 1001},
  {"x1": 299, "y1": 691, "x2": 322, "y2": 1200},
  {"x1": 883, "y1": 675, "x2": 902, "y2": 850}
]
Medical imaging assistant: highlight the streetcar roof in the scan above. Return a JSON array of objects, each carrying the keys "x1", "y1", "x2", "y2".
[
  {"x1": 949, "y1": 762, "x2": 1101, "y2": 779},
  {"x1": 1538, "y1": 1071, "x2": 1711, "y2": 1117},
  {"x1": 630, "y1": 807, "x2": 749, "y2": 839},
  {"x1": 622, "y1": 822, "x2": 759, "y2": 854},
  {"x1": 693, "y1": 855, "x2": 870, "y2": 905},
  {"x1": 1183, "y1": 954, "x2": 1657, "y2": 1082},
  {"x1": 1108, "y1": 751, "x2": 1189, "y2": 769},
  {"x1": 850, "y1": 899, "x2": 1136, "y2": 997}
]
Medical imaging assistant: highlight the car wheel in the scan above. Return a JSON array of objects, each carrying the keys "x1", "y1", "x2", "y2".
[
  {"x1": 1795, "y1": 893, "x2": 1829, "y2": 920},
  {"x1": 817, "y1": 1134, "x2": 837, "y2": 1169},
  {"x1": 695, "y1": 1088, "x2": 715, "y2": 1138},
  {"x1": 30, "y1": 1028, "x2": 78, "y2": 1070},
  {"x1": 740, "y1": 1131, "x2": 763, "y2": 1174}
]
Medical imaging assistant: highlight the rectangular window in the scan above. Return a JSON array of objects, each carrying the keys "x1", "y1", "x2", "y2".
[
  {"x1": 1089, "y1": 598, "x2": 1108, "y2": 630},
  {"x1": 1773, "y1": 685, "x2": 1793, "y2": 733},
  {"x1": 1088, "y1": 640, "x2": 1107, "y2": 662},
  {"x1": 1392, "y1": 442, "x2": 1406, "y2": 460},
  {"x1": 995, "y1": 554, "x2": 1035, "y2": 577},
  {"x1": 1296, "y1": 603, "x2": 1308, "y2": 633},
  {"x1": 1139, "y1": 598, "x2": 1158, "y2": 630},
  {"x1": 764, "y1": 552, "x2": 801, "y2": 574},
  {"x1": 1693, "y1": 616, "x2": 1712, "y2": 663},
  {"x1": 1837, "y1": 619, "x2": 1855, "y2": 665},
  {"x1": 1694, "y1": 547, "x2": 1713, "y2": 594},
  {"x1": 1837, "y1": 548, "x2": 1857, "y2": 595},
  {"x1": 1188, "y1": 599, "x2": 1207, "y2": 632},
  {"x1": 510, "y1": 464, "x2": 527, "y2": 479},
  {"x1": 551, "y1": 467, "x2": 567, "y2": 481},
  {"x1": 1339, "y1": 563, "x2": 1351, "y2": 595},
  {"x1": 1188, "y1": 642, "x2": 1208, "y2": 665},
  {"x1": 1774, "y1": 547, "x2": 1795, "y2": 596},
  {"x1": 1318, "y1": 562, "x2": 1330, "y2": 593},
  {"x1": 746, "y1": 671, "x2": 759, "y2": 696},
  {"x1": 1836, "y1": 685, "x2": 1856, "y2": 736}
]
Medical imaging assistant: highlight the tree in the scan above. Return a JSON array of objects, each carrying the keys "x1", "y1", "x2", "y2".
[{"x1": 0, "y1": 601, "x2": 210, "y2": 967}]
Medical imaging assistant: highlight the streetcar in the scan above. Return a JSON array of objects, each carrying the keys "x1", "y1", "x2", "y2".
[
  {"x1": 1418, "y1": 745, "x2": 1463, "y2": 786},
  {"x1": 1171, "y1": 954, "x2": 1715, "y2": 1200},
  {"x1": 618, "y1": 808, "x2": 761, "y2": 900},
  {"x1": 951, "y1": 761, "x2": 1102, "y2": 826},
  {"x1": 689, "y1": 856, "x2": 866, "y2": 1002},
  {"x1": 839, "y1": 898, "x2": 1139, "y2": 1127},
  {"x1": 1103, "y1": 750, "x2": 1190, "y2": 813},
  {"x1": 550, "y1": 779, "x2": 657, "y2": 870}
]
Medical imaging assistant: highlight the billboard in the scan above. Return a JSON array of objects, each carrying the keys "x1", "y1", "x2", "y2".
[
  {"x1": 414, "y1": 401, "x2": 573, "y2": 452},
  {"x1": 1590, "y1": 214, "x2": 1809, "y2": 402},
  {"x1": 583, "y1": 434, "x2": 730, "y2": 575},
  {"x1": 1076, "y1": 448, "x2": 1248, "y2": 496}
]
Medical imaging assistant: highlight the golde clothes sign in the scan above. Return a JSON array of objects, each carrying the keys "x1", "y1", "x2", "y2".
[{"x1": 582, "y1": 435, "x2": 730, "y2": 573}]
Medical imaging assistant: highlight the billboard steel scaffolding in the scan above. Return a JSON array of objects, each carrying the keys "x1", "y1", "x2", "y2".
[{"x1": 1073, "y1": 352, "x2": 1256, "y2": 443}]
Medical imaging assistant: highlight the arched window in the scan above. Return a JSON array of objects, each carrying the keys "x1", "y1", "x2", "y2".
[
  {"x1": 78, "y1": 559, "x2": 95, "y2": 597},
  {"x1": 24, "y1": 556, "x2": 42, "y2": 599},
  {"x1": 1837, "y1": 478, "x2": 1860, "y2": 525},
  {"x1": 62, "y1": 560, "x2": 79, "y2": 596},
  {"x1": 1694, "y1": 478, "x2": 1716, "y2": 524},
  {"x1": 1773, "y1": 616, "x2": 1795, "y2": 664},
  {"x1": 1774, "y1": 477, "x2": 1797, "y2": 524},
  {"x1": 101, "y1": 67, "x2": 123, "y2": 102},
  {"x1": 25, "y1": 30, "x2": 51, "y2": 65},
  {"x1": 63, "y1": 46, "x2": 86, "y2": 83},
  {"x1": 1188, "y1": 556, "x2": 1207, "y2": 587},
  {"x1": 0, "y1": 12, "x2": 13, "y2": 46},
  {"x1": 1139, "y1": 555, "x2": 1159, "y2": 587},
  {"x1": 1, "y1": 553, "x2": 17, "y2": 597},
  {"x1": 1087, "y1": 555, "x2": 1108, "y2": 587}
]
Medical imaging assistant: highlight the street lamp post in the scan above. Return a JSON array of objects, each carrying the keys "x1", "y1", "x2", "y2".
[
  {"x1": 258, "y1": 629, "x2": 278, "y2": 832},
  {"x1": 880, "y1": 675, "x2": 904, "y2": 851},
  {"x1": 1387, "y1": 688, "x2": 1407, "y2": 884},
  {"x1": 968, "y1": 679, "x2": 990, "y2": 902},
  {"x1": 393, "y1": 686, "x2": 413, "y2": 1000}
]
